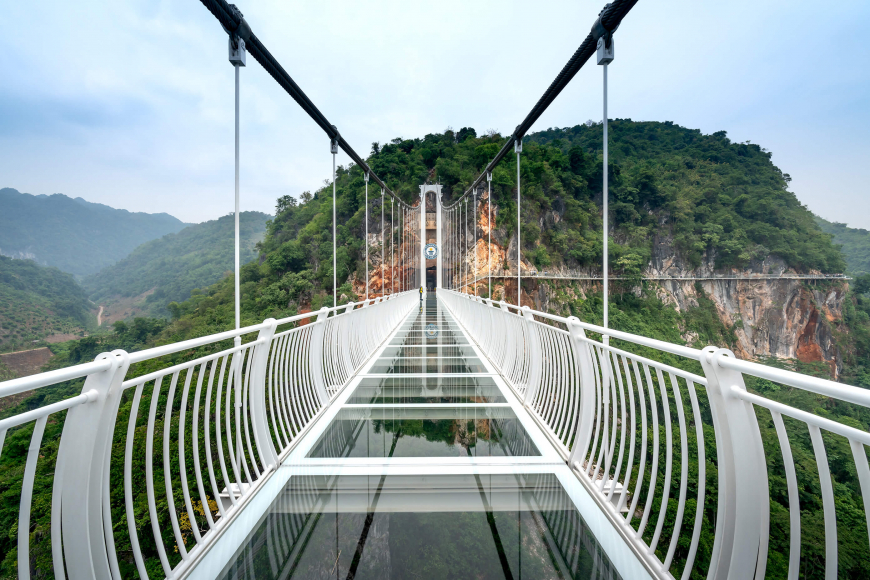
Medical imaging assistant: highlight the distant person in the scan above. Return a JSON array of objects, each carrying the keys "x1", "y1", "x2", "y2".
[{"x1": 419, "y1": 286, "x2": 423, "y2": 302}]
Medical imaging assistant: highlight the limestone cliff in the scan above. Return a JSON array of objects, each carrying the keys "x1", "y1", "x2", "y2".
[{"x1": 461, "y1": 210, "x2": 848, "y2": 377}]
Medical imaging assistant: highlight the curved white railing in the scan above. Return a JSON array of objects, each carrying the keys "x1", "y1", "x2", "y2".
[
  {"x1": 0, "y1": 291, "x2": 415, "y2": 580},
  {"x1": 440, "y1": 288, "x2": 870, "y2": 580}
]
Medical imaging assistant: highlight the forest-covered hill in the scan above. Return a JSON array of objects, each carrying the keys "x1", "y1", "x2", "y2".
[
  {"x1": 2, "y1": 121, "x2": 868, "y2": 579},
  {"x1": 0, "y1": 256, "x2": 94, "y2": 353},
  {"x1": 0, "y1": 188, "x2": 187, "y2": 277},
  {"x1": 83, "y1": 211, "x2": 270, "y2": 318},
  {"x1": 815, "y1": 216, "x2": 870, "y2": 275}
]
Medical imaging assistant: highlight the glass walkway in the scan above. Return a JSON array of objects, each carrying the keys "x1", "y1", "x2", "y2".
[{"x1": 192, "y1": 295, "x2": 653, "y2": 580}]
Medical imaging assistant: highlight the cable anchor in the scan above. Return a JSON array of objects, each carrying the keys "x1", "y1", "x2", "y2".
[
  {"x1": 592, "y1": 3, "x2": 617, "y2": 65},
  {"x1": 225, "y1": 5, "x2": 250, "y2": 66}
]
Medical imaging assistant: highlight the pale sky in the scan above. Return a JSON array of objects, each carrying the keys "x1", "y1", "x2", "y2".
[{"x1": 1, "y1": 1, "x2": 869, "y2": 227}]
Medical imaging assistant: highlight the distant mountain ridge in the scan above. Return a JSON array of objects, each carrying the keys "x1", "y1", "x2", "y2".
[
  {"x1": 0, "y1": 255, "x2": 94, "y2": 353},
  {"x1": 84, "y1": 211, "x2": 271, "y2": 319},
  {"x1": 0, "y1": 187, "x2": 188, "y2": 277},
  {"x1": 815, "y1": 216, "x2": 870, "y2": 275}
]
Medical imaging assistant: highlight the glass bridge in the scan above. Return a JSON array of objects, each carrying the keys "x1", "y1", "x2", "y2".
[
  {"x1": 2, "y1": 289, "x2": 867, "y2": 580},
  {"x1": 198, "y1": 295, "x2": 643, "y2": 579}
]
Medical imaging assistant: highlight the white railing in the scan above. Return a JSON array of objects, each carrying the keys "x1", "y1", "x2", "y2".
[
  {"x1": 440, "y1": 289, "x2": 870, "y2": 580},
  {"x1": 0, "y1": 291, "x2": 415, "y2": 580}
]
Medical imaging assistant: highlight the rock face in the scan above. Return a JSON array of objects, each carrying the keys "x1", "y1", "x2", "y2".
[
  {"x1": 647, "y1": 236, "x2": 845, "y2": 376},
  {"x1": 468, "y1": 225, "x2": 847, "y2": 377}
]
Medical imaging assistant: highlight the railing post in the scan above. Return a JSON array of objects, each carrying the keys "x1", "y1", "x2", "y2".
[
  {"x1": 521, "y1": 306, "x2": 543, "y2": 407},
  {"x1": 309, "y1": 307, "x2": 331, "y2": 405},
  {"x1": 566, "y1": 317, "x2": 598, "y2": 467},
  {"x1": 700, "y1": 346, "x2": 769, "y2": 580},
  {"x1": 58, "y1": 350, "x2": 129, "y2": 580},
  {"x1": 249, "y1": 319, "x2": 278, "y2": 469}
]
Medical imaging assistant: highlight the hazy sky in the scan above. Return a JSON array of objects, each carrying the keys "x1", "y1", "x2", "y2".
[{"x1": 1, "y1": 1, "x2": 869, "y2": 227}]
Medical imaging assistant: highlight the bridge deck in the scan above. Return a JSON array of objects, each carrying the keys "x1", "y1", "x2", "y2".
[{"x1": 186, "y1": 295, "x2": 653, "y2": 580}]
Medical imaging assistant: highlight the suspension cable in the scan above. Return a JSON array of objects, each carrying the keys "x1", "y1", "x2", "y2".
[
  {"x1": 197, "y1": 0, "x2": 417, "y2": 209},
  {"x1": 441, "y1": 0, "x2": 637, "y2": 209}
]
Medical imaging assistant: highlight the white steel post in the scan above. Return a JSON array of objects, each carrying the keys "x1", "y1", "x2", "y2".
[
  {"x1": 603, "y1": 64, "x2": 609, "y2": 344},
  {"x1": 566, "y1": 317, "x2": 599, "y2": 466},
  {"x1": 229, "y1": 29, "x2": 247, "y2": 422},
  {"x1": 597, "y1": 31, "x2": 614, "y2": 344},
  {"x1": 420, "y1": 191, "x2": 425, "y2": 293},
  {"x1": 381, "y1": 188, "x2": 385, "y2": 297},
  {"x1": 521, "y1": 306, "x2": 542, "y2": 406},
  {"x1": 309, "y1": 307, "x2": 331, "y2": 404},
  {"x1": 700, "y1": 347, "x2": 769, "y2": 580},
  {"x1": 473, "y1": 189, "x2": 477, "y2": 296},
  {"x1": 58, "y1": 350, "x2": 130, "y2": 579},
  {"x1": 436, "y1": 188, "x2": 442, "y2": 289},
  {"x1": 391, "y1": 197, "x2": 394, "y2": 295},
  {"x1": 331, "y1": 136, "x2": 339, "y2": 308},
  {"x1": 487, "y1": 171, "x2": 492, "y2": 298},
  {"x1": 515, "y1": 139, "x2": 522, "y2": 306},
  {"x1": 365, "y1": 171, "x2": 369, "y2": 299},
  {"x1": 248, "y1": 319, "x2": 278, "y2": 467},
  {"x1": 463, "y1": 198, "x2": 467, "y2": 293}
]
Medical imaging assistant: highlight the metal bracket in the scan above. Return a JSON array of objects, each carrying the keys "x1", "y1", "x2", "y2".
[
  {"x1": 226, "y1": 4, "x2": 249, "y2": 66},
  {"x1": 597, "y1": 36, "x2": 614, "y2": 65},
  {"x1": 486, "y1": 171, "x2": 492, "y2": 182},
  {"x1": 228, "y1": 36, "x2": 246, "y2": 66},
  {"x1": 514, "y1": 139, "x2": 523, "y2": 153},
  {"x1": 364, "y1": 170, "x2": 370, "y2": 183},
  {"x1": 592, "y1": 3, "x2": 616, "y2": 65},
  {"x1": 330, "y1": 125, "x2": 339, "y2": 154}
]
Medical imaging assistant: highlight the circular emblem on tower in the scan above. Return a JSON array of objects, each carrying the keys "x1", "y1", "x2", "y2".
[{"x1": 424, "y1": 244, "x2": 438, "y2": 259}]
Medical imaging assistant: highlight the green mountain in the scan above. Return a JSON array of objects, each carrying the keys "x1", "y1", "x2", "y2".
[
  {"x1": 815, "y1": 216, "x2": 870, "y2": 275},
  {"x1": 526, "y1": 121, "x2": 844, "y2": 273},
  {"x1": 83, "y1": 211, "x2": 271, "y2": 318},
  {"x1": 2, "y1": 122, "x2": 867, "y2": 579},
  {"x1": 0, "y1": 187, "x2": 188, "y2": 277},
  {"x1": 0, "y1": 256, "x2": 94, "y2": 353}
]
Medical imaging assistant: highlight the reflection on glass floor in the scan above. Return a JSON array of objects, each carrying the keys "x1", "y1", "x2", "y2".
[
  {"x1": 347, "y1": 377, "x2": 507, "y2": 404},
  {"x1": 380, "y1": 345, "x2": 478, "y2": 357},
  {"x1": 307, "y1": 406, "x2": 540, "y2": 458},
  {"x1": 211, "y1": 295, "x2": 633, "y2": 580},
  {"x1": 368, "y1": 356, "x2": 488, "y2": 374},
  {"x1": 218, "y1": 473, "x2": 622, "y2": 580}
]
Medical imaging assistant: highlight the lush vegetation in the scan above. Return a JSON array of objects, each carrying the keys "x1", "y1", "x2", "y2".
[
  {"x1": 0, "y1": 256, "x2": 94, "y2": 353},
  {"x1": 0, "y1": 188, "x2": 187, "y2": 277},
  {"x1": 83, "y1": 211, "x2": 270, "y2": 318},
  {"x1": 0, "y1": 121, "x2": 865, "y2": 578},
  {"x1": 816, "y1": 216, "x2": 870, "y2": 275},
  {"x1": 527, "y1": 121, "x2": 844, "y2": 273}
]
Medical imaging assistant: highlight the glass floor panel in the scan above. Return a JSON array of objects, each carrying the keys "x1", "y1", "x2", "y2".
[
  {"x1": 380, "y1": 345, "x2": 478, "y2": 357},
  {"x1": 347, "y1": 377, "x2": 506, "y2": 404},
  {"x1": 218, "y1": 473, "x2": 622, "y2": 580},
  {"x1": 388, "y1": 336, "x2": 470, "y2": 346},
  {"x1": 393, "y1": 329, "x2": 466, "y2": 338},
  {"x1": 368, "y1": 357, "x2": 487, "y2": 374},
  {"x1": 307, "y1": 407, "x2": 540, "y2": 458}
]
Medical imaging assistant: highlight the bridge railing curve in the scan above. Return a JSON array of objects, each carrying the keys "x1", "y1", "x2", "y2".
[
  {"x1": 440, "y1": 288, "x2": 870, "y2": 580},
  {"x1": 0, "y1": 291, "x2": 415, "y2": 580}
]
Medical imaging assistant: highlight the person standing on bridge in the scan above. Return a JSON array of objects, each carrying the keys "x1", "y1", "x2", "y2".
[{"x1": 419, "y1": 286, "x2": 424, "y2": 302}]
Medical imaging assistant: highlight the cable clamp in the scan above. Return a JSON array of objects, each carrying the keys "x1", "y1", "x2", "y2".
[
  {"x1": 225, "y1": 4, "x2": 250, "y2": 66},
  {"x1": 592, "y1": 3, "x2": 617, "y2": 64},
  {"x1": 330, "y1": 126, "x2": 340, "y2": 154}
]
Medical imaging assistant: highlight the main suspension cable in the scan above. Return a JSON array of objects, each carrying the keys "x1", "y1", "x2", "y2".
[{"x1": 442, "y1": 0, "x2": 638, "y2": 209}]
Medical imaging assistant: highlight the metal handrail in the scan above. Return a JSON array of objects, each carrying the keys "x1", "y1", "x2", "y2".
[
  {"x1": 439, "y1": 288, "x2": 870, "y2": 580},
  {"x1": 0, "y1": 290, "x2": 416, "y2": 580}
]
